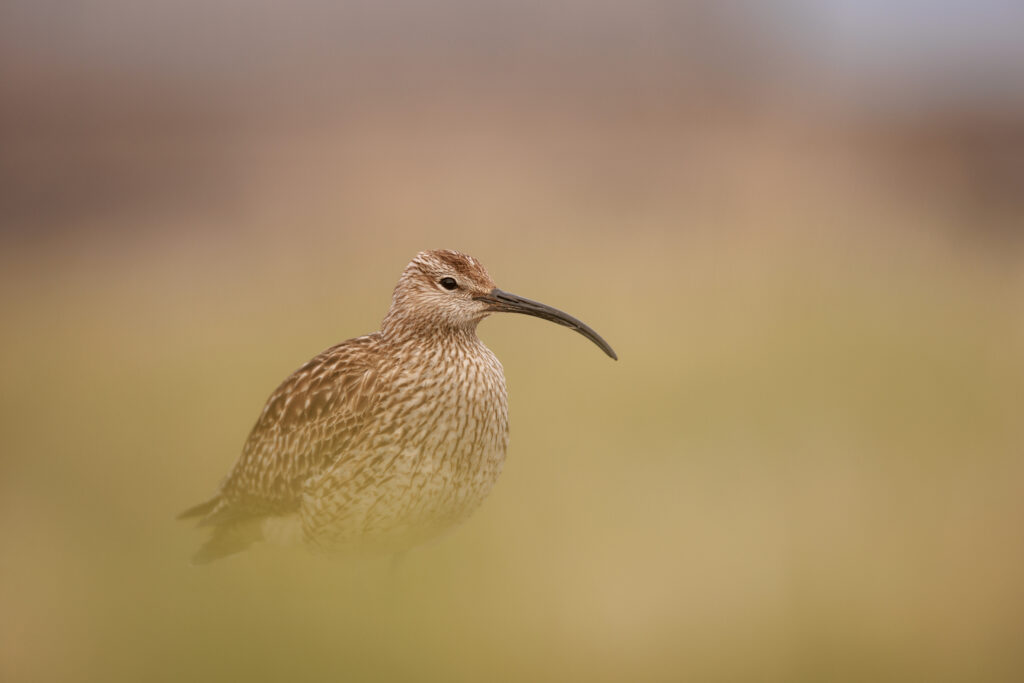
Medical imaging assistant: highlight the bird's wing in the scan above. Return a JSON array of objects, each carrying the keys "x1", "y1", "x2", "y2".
[{"x1": 205, "y1": 334, "x2": 384, "y2": 521}]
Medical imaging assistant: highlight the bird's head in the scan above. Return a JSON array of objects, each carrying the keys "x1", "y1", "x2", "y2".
[{"x1": 383, "y1": 249, "x2": 617, "y2": 360}]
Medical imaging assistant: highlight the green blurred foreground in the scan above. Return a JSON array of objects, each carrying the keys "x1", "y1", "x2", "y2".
[{"x1": 1, "y1": 224, "x2": 1022, "y2": 682}]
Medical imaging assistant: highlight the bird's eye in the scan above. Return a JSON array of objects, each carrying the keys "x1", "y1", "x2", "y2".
[{"x1": 439, "y1": 277, "x2": 459, "y2": 291}]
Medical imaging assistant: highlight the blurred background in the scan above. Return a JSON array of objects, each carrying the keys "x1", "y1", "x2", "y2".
[{"x1": 2, "y1": 1, "x2": 1023, "y2": 681}]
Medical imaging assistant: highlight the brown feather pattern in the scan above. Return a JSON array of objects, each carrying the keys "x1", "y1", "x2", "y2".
[
  {"x1": 183, "y1": 249, "x2": 613, "y2": 562},
  {"x1": 185, "y1": 251, "x2": 511, "y2": 559}
]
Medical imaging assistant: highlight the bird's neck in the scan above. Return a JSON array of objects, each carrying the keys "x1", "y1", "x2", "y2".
[{"x1": 380, "y1": 312, "x2": 482, "y2": 353}]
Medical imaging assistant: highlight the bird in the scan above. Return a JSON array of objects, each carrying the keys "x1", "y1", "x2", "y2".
[{"x1": 179, "y1": 249, "x2": 616, "y2": 563}]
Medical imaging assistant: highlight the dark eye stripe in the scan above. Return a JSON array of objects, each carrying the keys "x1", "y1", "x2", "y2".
[{"x1": 440, "y1": 277, "x2": 458, "y2": 290}]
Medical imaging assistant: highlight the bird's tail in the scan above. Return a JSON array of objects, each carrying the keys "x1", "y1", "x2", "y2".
[
  {"x1": 177, "y1": 496, "x2": 221, "y2": 520},
  {"x1": 190, "y1": 519, "x2": 264, "y2": 565},
  {"x1": 178, "y1": 495, "x2": 264, "y2": 564}
]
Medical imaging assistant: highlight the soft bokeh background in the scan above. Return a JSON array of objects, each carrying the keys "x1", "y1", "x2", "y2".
[{"x1": 3, "y1": 1, "x2": 1023, "y2": 681}]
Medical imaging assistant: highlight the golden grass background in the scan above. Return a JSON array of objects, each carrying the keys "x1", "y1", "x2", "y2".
[{"x1": 2, "y1": 3, "x2": 1024, "y2": 681}]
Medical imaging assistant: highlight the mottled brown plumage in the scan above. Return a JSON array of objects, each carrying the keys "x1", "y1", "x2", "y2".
[{"x1": 180, "y1": 250, "x2": 616, "y2": 563}]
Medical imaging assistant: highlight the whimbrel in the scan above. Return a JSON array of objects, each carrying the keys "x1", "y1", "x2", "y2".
[{"x1": 179, "y1": 250, "x2": 616, "y2": 563}]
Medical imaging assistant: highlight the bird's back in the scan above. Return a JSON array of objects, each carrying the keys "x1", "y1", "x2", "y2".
[
  {"x1": 181, "y1": 334, "x2": 385, "y2": 561},
  {"x1": 183, "y1": 331, "x2": 509, "y2": 560},
  {"x1": 221, "y1": 334, "x2": 384, "y2": 513}
]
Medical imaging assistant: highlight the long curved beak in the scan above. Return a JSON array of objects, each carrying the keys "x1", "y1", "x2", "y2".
[{"x1": 475, "y1": 288, "x2": 618, "y2": 360}]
